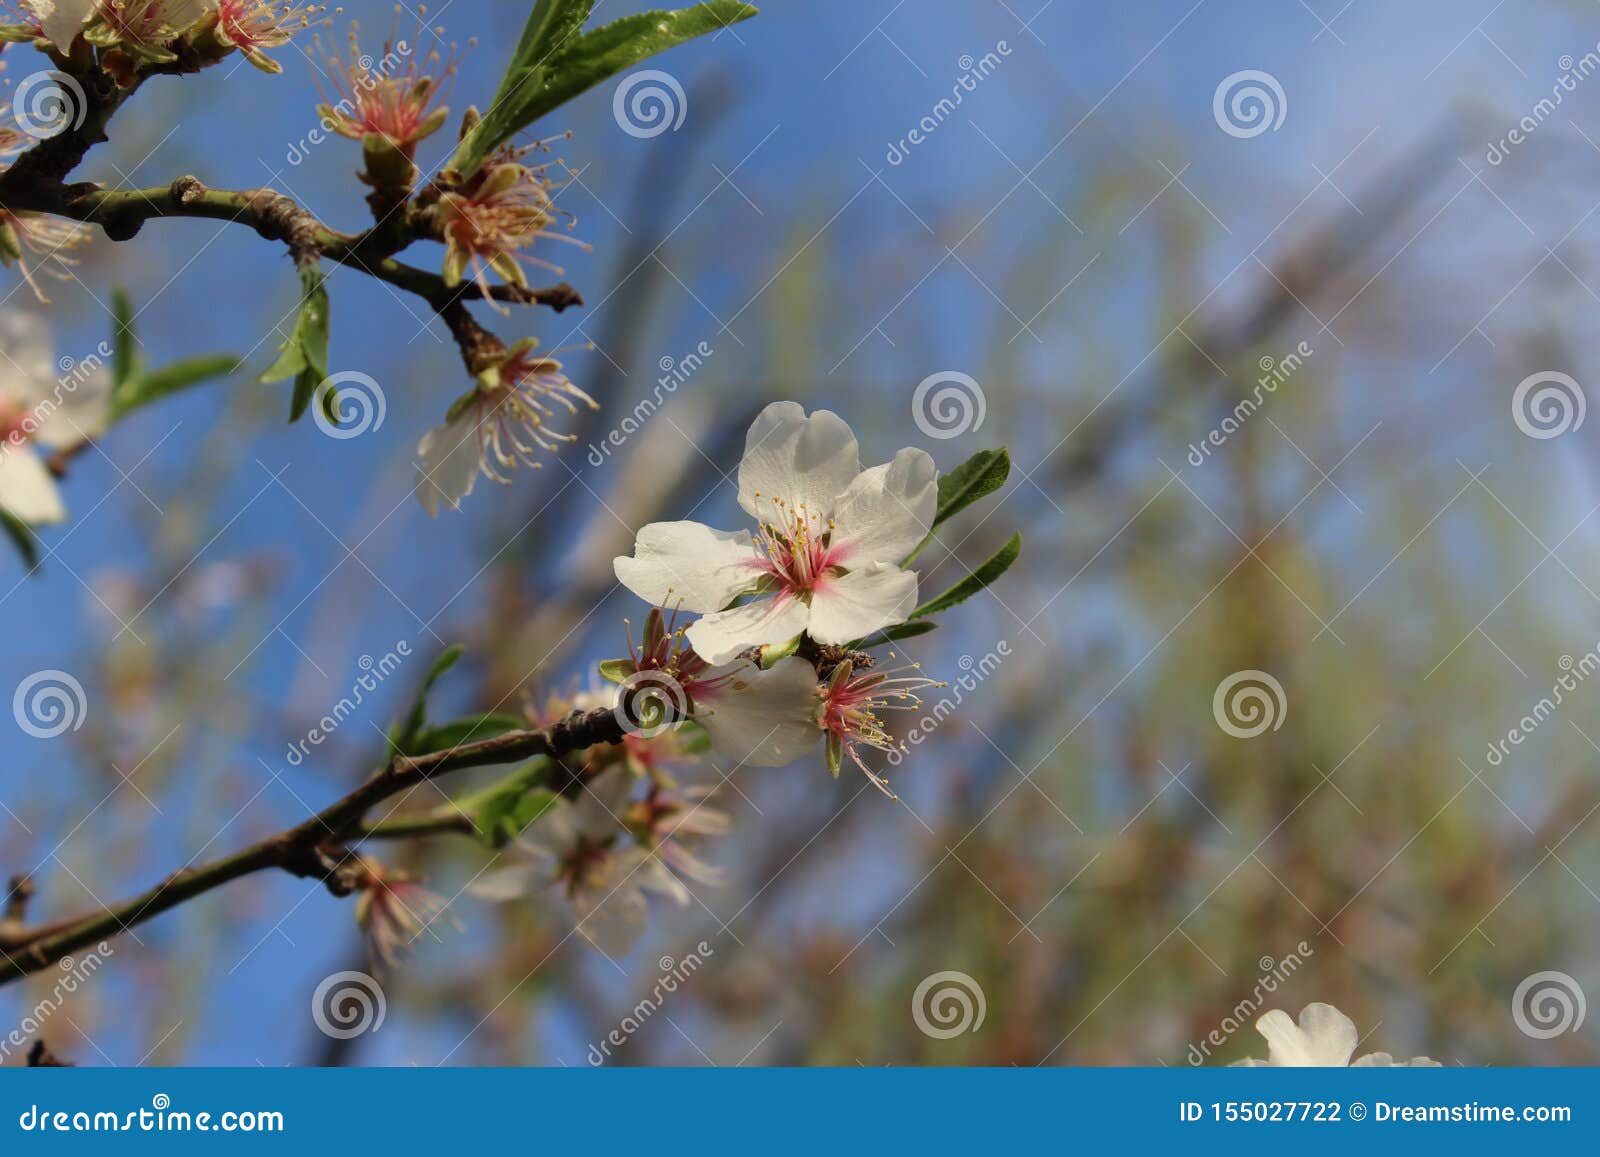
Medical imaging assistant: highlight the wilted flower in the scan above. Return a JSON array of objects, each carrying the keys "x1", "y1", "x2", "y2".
[
  {"x1": 0, "y1": 310, "x2": 112, "y2": 530},
  {"x1": 198, "y1": 0, "x2": 320, "y2": 72},
  {"x1": 310, "y1": 15, "x2": 456, "y2": 154},
  {"x1": 0, "y1": 210, "x2": 91, "y2": 302},
  {"x1": 469, "y1": 769, "x2": 684, "y2": 956},
  {"x1": 351, "y1": 856, "x2": 452, "y2": 970},
  {"x1": 1232, "y1": 1002, "x2": 1441, "y2": 1067},
  {"x1": 625, "y1": 783, "x2": 729, "y2": 889},
  {"x1": 614, "y1": 401, "x2": 938, "y2": 664},
  {"x1": 437, "y1": 146, "x2": 586, "y2": 303},
  {"x1": 816, "y1": 655, "x2": 940, "y2": 795},
  {"x1": 414, "y1": 340, "x2": 595, "y2": 515},
  {"x1": 0, "y1": 3, "x2": 43, "y2": 44}
]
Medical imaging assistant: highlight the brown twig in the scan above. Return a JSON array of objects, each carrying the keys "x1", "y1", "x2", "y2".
[{"x1": 0, "y1": 707, "x2": 625, "y2": 986}]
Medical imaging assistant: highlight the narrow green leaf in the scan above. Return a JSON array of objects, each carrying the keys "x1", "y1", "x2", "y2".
[
  {"x1": 451, "y1": 2, "x2": 759, "y2": 176},
  {"x1": 0, "y1": 507, "x2": 39, "y2": 570},
  {"x1": 389, "y1": 644, "x2": 463, "y2": 754},
  {"x1": 850, "y1": 620, "x2": 939, "y2": 650},
  {"x1": 259, "y1": 265, "x2": 330, "y2": 422},
  {"x1": 454, "y1": 760, "x2": 558, "y2": 847},
  {"x1": 911, "y1": 533, "x2": 1021, "y2": 619},
  {"x1": 905, "y1": 448, "x2": 1011, "y2": 564},
  {"x1": 110, "y1": 354, "x2": 240, "y2": 420},
  {"x1": 511, "y1": 0, "x2": 595, "y2": 67},
  {"x1": 409, "y1": 712, "x2": 528, "y2": 756},
  {"x1": 935, "y1": 447, "x2": 1010, "y2": 528},
  {"x1": 110, "y1": 286, "x2": 138, "y2": 389}
]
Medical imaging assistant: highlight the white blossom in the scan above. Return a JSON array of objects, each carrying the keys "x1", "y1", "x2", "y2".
[
  {"x1": 0, "y1": 311, "x2": 111, "y2": 532},
  {"x1": 614, "y1": 401, "x2": 937, "y2": 664},
  {"x1": 1232, "y1": 1002, "x2": 1440, "y2": 1067}
]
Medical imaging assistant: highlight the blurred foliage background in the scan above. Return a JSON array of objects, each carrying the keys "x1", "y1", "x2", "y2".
[{"x1": 2, "y1": 0, "x2": 1600, "y2": 1065}]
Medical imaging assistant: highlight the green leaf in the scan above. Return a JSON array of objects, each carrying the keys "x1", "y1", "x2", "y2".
[
  {"x1": 0, "y1": 507, "x2": 39, "y2": 570},
  {"x1": 450, "y1": 1, "x2": 759, "y2": 176},
  {"x1": 511, "y1": 0, "x2": 595, "y2": 65},
  {"x1": 110, "y1": 286, "x2": 139, "y2": 389},
  {"x1": 758, "y1": 633, "x2": 802, "y2": 668},
  {"x1": 388, "y1": 645, "x2": 463, "y2": 754},
  {"x1": 259, "y1": 265, "x2": 330, "y2": 422},
  {"x1": 110, "y1": 354, "x2": 240, "y2": 421},
  {"x1": 849, "y1": 620, "x2": 939, "y2": 650},
  {"x1": 905, "y1": 448, "x2": 1010, "y2": 564},
  {"x1": 934, "y1": 447, "x2": 1010, "y2": 528},
  {"x1": 911, "y1": 533, "x2": 1021, "y2": 619},
  {"x1": 455, "y1": 761, "x2": 559, "y2": 847},
  {"x1": 408, "y1": 712, "x2": 527, "y2": 756},
  {"x1": 597, "y1": 658, "x2": 633, "y2": 684}
]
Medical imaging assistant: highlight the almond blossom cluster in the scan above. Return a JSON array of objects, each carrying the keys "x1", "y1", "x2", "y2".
[
  {"x1": 456, "y1": 404, "x2": 948, "y2": 956},
  {"x1": 610, "y1": 401, "x2": 944, "y2": 787}
]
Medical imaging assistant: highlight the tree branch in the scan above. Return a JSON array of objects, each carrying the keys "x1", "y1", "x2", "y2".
[{"x1": 0, "y1": 707, "x2": 624, "y2": 986}]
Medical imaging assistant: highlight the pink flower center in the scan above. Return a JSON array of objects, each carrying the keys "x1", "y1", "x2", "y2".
[{"x1": 750, "y1": 497, "x2": 847, "y2": 597}]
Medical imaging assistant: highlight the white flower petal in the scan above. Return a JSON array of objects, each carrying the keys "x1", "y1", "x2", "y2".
[
  {"x1": 1255, "y1": 1003, "x2": 1358, "y2": 1067},
  {"x1": 0, "y1": 309, "x2": 56, "y2": 401},
  {"x1": 613, "y1": 520, "x2": 762, "y2": 612},
  {"x1": 1352, "y1": 1052, "x2": 1440, "y2": 1067},
  {"x1": 805, "y1": 563, "x2": 918, "y2": 645},
  {"x1": 694, "y1": 656, "x2": 820, "y2": 767},
  {"x1": 0, "y1": 448, "x2": 65, "y2": 525},
  {"x1": 415, "y1": 414, "x2": 484, "y2": 516},
  {"x1": 830, "y1": 447, "x2": 937, "y2": 566},
  {"x1": 573, "y1": 767, "x2": 633, "y2": 840},
  {"x1": 737, "y1": 401, "x2": 860, "y2": 522},
  {"x1": 466, "y1": 862, "x2": 544, "y2": 902},
  {"x1": 24, "y1": 0, "x2": 99, "y2": 49},
  {"x1": 635, "y1": 854, "x2": 692, "y2": 906},
  {"x1": 31, "y1": 377, "x2": 113, "y2": 450},
  {"x1": 686, "y1": 593, "x2": 811, "y2": 665},
  {"x1": 573, "y1": 869, "x2": 648, "y2": 956}
]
